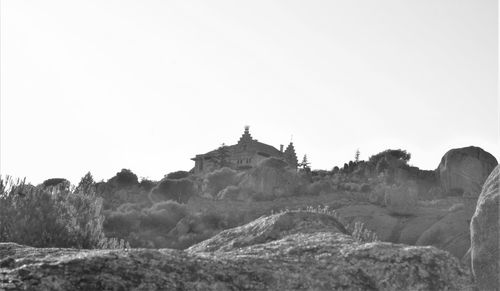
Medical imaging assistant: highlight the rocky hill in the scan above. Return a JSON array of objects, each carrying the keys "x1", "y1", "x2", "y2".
[{"x1": 0, "y1": 211, "x2": 471, "y2": 290}]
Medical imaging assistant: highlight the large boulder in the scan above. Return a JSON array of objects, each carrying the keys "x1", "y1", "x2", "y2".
[
  {"x1": 437, "y1": 146, "x2": 497, "y2": 197},
  {"x1": 415, "y1": 209, "x2": 470, "y2": 258},
  {"x1": 0, "y1": 212, "x2": 471, "y2": 290},
  {"x1": 336, "y1": 204, "x2": 448, "y2": 245},
  {"x1": 335, "y1": 204, "x2": 400, "y2": 242},
  {"x1": 471, "y1": 165, "x2": 499, "y2": 290},
  {"x1": 398, "y1": 207, "x2": 447, "y2": 245}
]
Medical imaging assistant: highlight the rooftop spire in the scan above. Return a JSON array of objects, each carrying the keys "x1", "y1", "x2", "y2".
[
  {"x1": 238, "y1": 125, "x2": 253, "y2": 144},
  {"x1": 284, "y1": 142, "x2": 298, "y2": 168}
]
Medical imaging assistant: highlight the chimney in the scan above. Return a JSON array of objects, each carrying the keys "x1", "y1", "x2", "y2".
[{"x1": 280, "y1": 144, "x2": 284, "y2": 152}]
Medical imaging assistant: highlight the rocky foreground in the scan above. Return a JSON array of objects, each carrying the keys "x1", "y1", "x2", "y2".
[{"x1": 0, "y1": 211, "x2": 472, "y2": 291}]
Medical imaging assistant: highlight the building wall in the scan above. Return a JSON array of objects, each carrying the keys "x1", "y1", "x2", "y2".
[{"x1": 193, "y1": 142, "x2": 285, "y2": 175}]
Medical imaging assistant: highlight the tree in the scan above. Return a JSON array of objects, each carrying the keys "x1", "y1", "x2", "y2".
[
  {"x1": 165, "y1": 171, "x2": 190, "y2": 180},
  {"x1": 299, "y1": 154, "x2": 311, "y2": 171},
  {"x1": 150, "y1": 178, "x2": 195, "y2": 204},
  {"x1": 75, "y1": 172, "x2": 95, "y2": 194},
  {"x1": 283, "y1": 143, "x2": 298, "y2": 169},
  {"x1": 108, "y1": 169, "x2": 139, "y2": 188},
  {"x1": 214, "y1": 143, "x2": 230, "y2": 168},
  {"x1": 355, "y1": 149, "x2": 360, "y2": 163},
  {"x1": 368, "y1": 149, "x2": 411, "y2": 166}
]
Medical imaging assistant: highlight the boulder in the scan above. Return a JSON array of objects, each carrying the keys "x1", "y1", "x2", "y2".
[
  {"x1": 398, "y1": 207, "x2": 447, "y2": 245},
  {"x1": 471, "y1": 165, "x2": 499, "y2": 290},
  {"x1": 335, "y1": 204, "x2": 401, "y2": 242},
  {"x1": 0, "y1": 212, "x2": 471, "y2": 290},
  {"x1": 437, "y1": 146, "x2": 497, "y2": 197},
  {"x1": 415, "y1": 209, "x2": 470, "y2": 258},
  {"x1": 336, "y1": 204, "x2": 448, "y2": 246},
  {"x1": 188, "y1": 211, "x2": 348, "y2": 252}
]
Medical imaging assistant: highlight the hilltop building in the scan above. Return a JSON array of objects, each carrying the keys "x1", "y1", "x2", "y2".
[{"x1": 191, "y1": 126, "x2": 298, "y2": 174}]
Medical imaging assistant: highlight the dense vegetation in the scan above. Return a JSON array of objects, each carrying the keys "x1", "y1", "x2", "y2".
[
  {"x1": 0, "y1": 148, "x2": 442, "y2": 250},
  {"x1": 0, "y1": 176, "x2": 128, "y2": 249}
]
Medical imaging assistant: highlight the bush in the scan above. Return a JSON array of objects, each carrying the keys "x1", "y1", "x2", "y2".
[
  {"x1": 139, "y1": 178, "x2": 156, "y2": 192},
  {"x1": 108, "y1": 169, "x2": 139, "y2": 188},
  {"x1": 360, "y1": 183, "x2": 371, "y2": 193},
  {"x1": 75, "y1": 172, "x2": 95, "y2": 193},
  {"x1": 306, "y1": 180, "x2": 333, "y2": 196},
  {"x1": 384, "y1": 182, "x2": 418, "y2": 216},
  {"x1": 103, "y1": 201, "x2": 189, "y2": 248},
  {"x1": 348, "y1": 221, "x2": 379, "y2": 243},
  {"x1": 42, "y1": 178, "x2": 70, "y2": 188},
  {"x1": 150, "y1": 178, "x2": 196, "y2": 203},
  {"x1": 140, "y1": 200, "x2": 188, "y2": 229},
  {"x1": 203, "y1": 167, "x2": 240, "y2": 197},
  {"x1": 258, "y1": 157, "x2": 288, "y2": 169},
  {"x1": 368, "y1": 184, "x2": 386, "y2": 205},
  {"x1": 0, "y1": 177, "x2": 124, "y2": 249},
  {"x1": 165, "y1": 171, "x2": 190, "y2": 180}
]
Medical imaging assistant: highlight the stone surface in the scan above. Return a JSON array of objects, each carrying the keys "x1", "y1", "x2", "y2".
[
  {"x1": 335, "y1": 204, "x2": 401, "y2": 241},
  {"x1": 437, "y1": 146, "x2": 497, "y2": 197},
  {"x1": 0, "y1": 211, "x2": 471, "y2": 290},
  {"x1": 398, "y1": 208, "x2": 446, "y2": 245},
  {"x1": 188, "y1": 211, "x2": 348, "y2": 253},
  {"x1": 415, "y1": 209, "x2": 470, "y2": 258},
  {"x1": 471, "y1": 165, "x2": 499, "y2": 290}
]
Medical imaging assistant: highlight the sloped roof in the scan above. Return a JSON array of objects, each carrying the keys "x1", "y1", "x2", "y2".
[
  {"x1": 192, "y1": 127, "x2": 284, "y2": 160},
  {"x1": 193, "y1": 140, "x2": 282, "y2": 160}
]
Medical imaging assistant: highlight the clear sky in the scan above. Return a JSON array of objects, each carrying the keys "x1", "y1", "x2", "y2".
[{"x1": 1, "y1": 0, "x2": 498, "y2": 185}]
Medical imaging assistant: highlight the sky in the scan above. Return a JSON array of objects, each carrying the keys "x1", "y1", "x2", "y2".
[{"x1": 1, "y1": 0, "x2": 498, "y2": 185}]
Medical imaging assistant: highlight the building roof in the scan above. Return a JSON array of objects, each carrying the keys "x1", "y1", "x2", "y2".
[{"x1": 191, "y1": 127, "x2": 283, "y2": 160}]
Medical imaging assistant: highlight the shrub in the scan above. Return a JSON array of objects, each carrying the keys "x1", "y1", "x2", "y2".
[
  {"x1": 384, "y1": 182, "x2": 418, "y2": 216},
  {"x1": 150, "y1": 178, "x2": 195, "y2": 203},
  {"x1": 368, "y1": 184, "x2": 386, "y2": 206},
  {"x1": 258, "y1": 157, "x2": 288, "y2": 169},
  {"x1": 348, "y1": 221, "x2": 379, "y2": 243},
  {"x1": 104, "y1": 207, "x2": 142, "y2": 238},
  {"x1": 0, "y1": 176, "x2": 124, "y2": 249},
  {"x1": 203, "y1": 167, "x2": 240, "y2": 197},
  {"x1": 42, "y1": 178, "x2": 70, "y2": 188},
  {"x1": 360, "y1": 183, "x2": 371, "y2": 193},
  {"x1": 75, "y1": 172, "x2": 95, "y2": 193},
  {"x1": 165, "y1": 171, "x2": 190, "y2": 180},
  {"x1": 140, "y1": 200, "x2": 188, "y2": 229},
  {"x1": 103, "y1": 201, "x2": 188, "y2": 248},
  {"x1": 139, "y1": 178, "x2": 156, "y2": 192},
  {"x1": 108, "y1": 169, "x2": 139, "y2": 188},
  {"x1": 306, "y1": 180, "x2": 333, "y2": 196},
  {"x1": 369, "y1": 149, "x2": 411, "y2": 166}
]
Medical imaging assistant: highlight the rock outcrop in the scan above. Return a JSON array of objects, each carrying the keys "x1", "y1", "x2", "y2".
[
  {"x1": 335, "y1": 204, "x2": 401, "y2": 241},
  {"x1": 415, "y1": 209, "x2": 470, "y2": 258},
  {"x1": 334, "y1": 203, "x2": 473, "y2": 258},
  {"x1": 470, "y1": 165, "x2": 499, "y2": 290},
  {"x1": 0, "y1": 211, "x2": 471, "y2": 290},
  {"x1": 437, "y1": 146, "x2": 497, "y2": 197}
]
